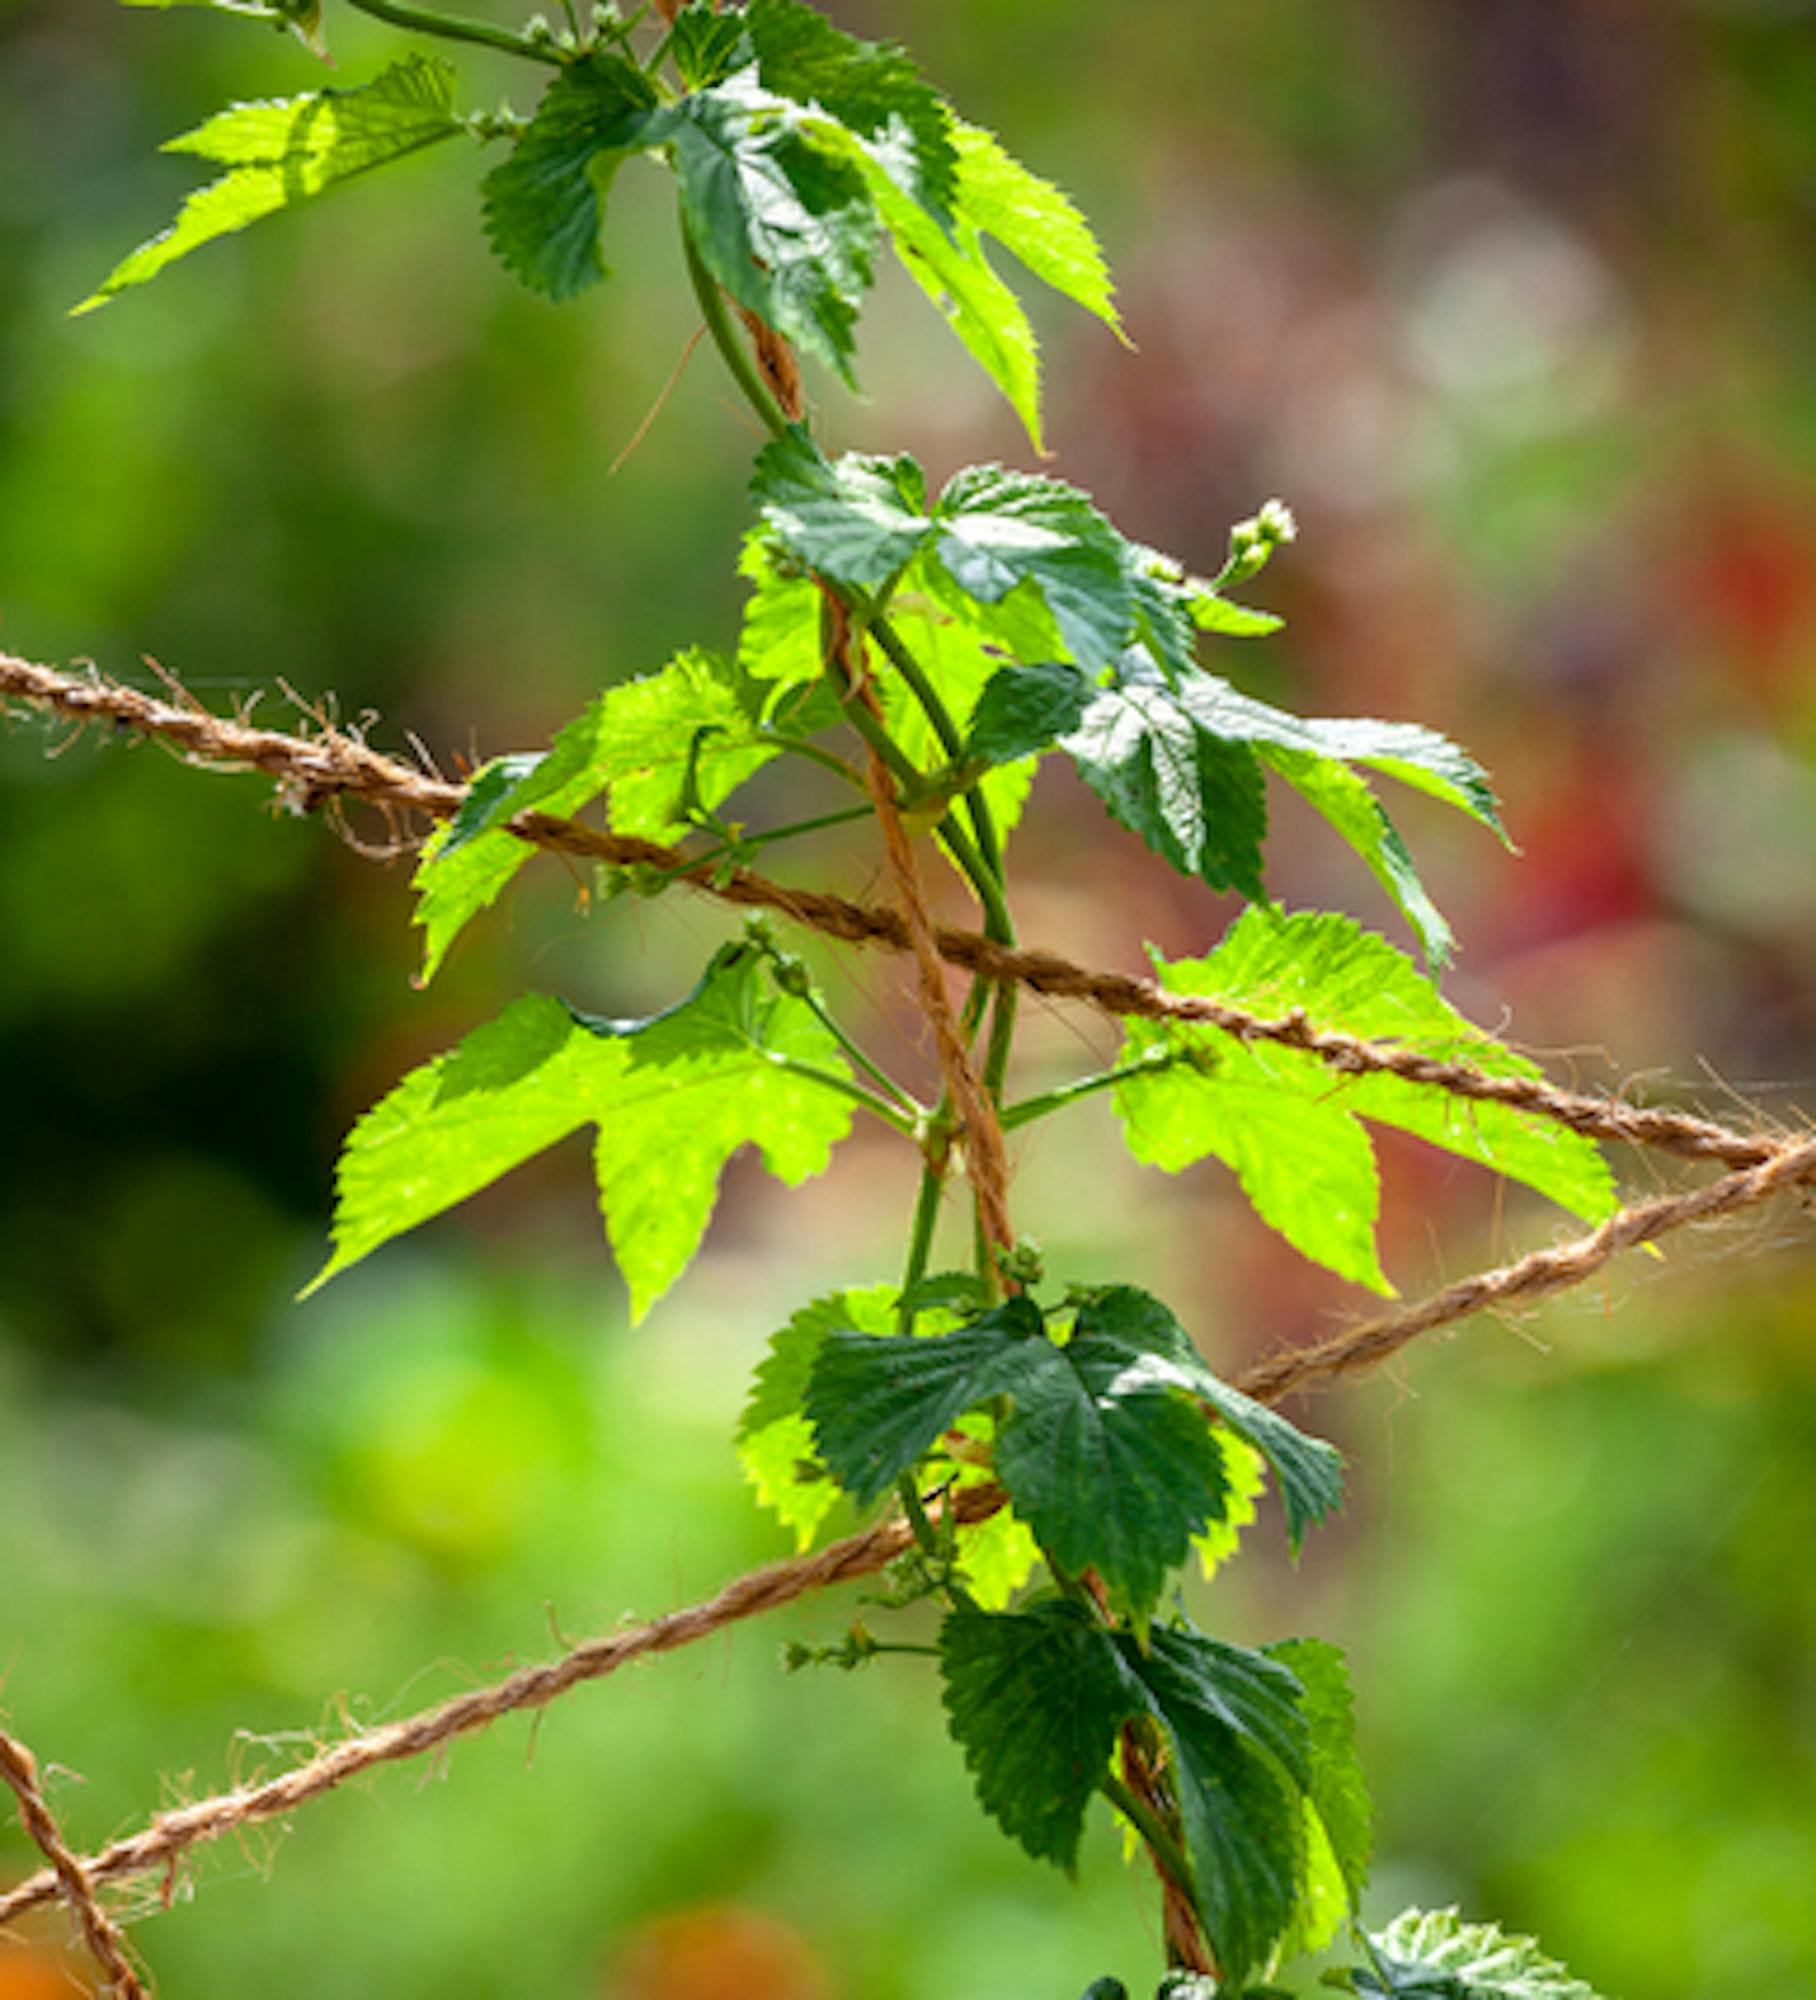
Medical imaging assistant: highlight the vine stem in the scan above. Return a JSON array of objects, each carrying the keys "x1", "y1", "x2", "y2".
[
  {"x1": 343, "y1": 0, "x2": 560, "y2": 62},
  {"x1": 682, "y1": 222, "x2": 791, "y2": 442}
]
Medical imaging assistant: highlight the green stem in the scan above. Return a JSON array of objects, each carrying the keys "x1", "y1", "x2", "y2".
[
  {"x1": 769, "y1": 1058, "x2": 918, "y2": 1137},
  {"x1": 870, "y1": 615, "x2": 1006, "y2": 888},
  {"x1": 681, "y1": 222, "x2": 790, "y2": 442},
  {"x1": 897, "y1": 1146, "x2": 949, "y2": 1327},
  {"x1": 344, "y1": 0, "x2": 560, "y2": 62},
  {"x1": 792, "y1": 986, "x2": 924, "y2": 1118},
  {"x1": 1099, "y1": 1772, "x2": 1197, "y2": 1912},
  {"x1": 1000, "y1": 1056, "x2": 1176, "y2": 1132},
  {"x1": 764, "y1": 733, "x2": 867, "y2": 789}
]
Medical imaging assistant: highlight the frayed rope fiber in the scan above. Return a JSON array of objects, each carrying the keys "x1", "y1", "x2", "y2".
[
  {"x1": 4, "y1": 1131, "x2": 1815, "y2": 1935},
  {"x1": 0, "y1": 653, "x2": 1785, "y2": 1176}
]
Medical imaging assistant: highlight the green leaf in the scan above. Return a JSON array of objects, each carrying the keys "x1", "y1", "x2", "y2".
[
  {"x1": 1117, "y1": 911, "x2": 1619, "y2": 1288},
  {"x1": 805, "y1": 1296, "x2": 1044, "y2": 1508},
  {"x1": 1356, "y1": 1909, "x2": 1605, "y2": 2000},
  {"x1": 931, "y1": 467, "x2": 1133, "y2": 677},
  {"x1": 738, "y1": 1285, "x2": 897, "y2": 1549},
  {"x1": 670, "y1": 73, "x2": 882, "y2": 385},
  {"x1": 481, "y1": 53, "x2": 658, "y2": 301},
  {"x1": 861, "y1": 160, "x2": 1045, "y2": 450},
  {"x1": 1124, "y1": 1629, "x2": 1310, "y2": 1984},
  {"x1": 1070, "y1": 1288, "x2": 1344, "y2": 1552},
  {"x1": 753, "y1": 431, "x2": 931, "y2": 591},
  {"x1": 951, "y1": 1476, "x2": 1042, "y2": 1609},
  {"x1": 1060, "y1": 661, "x2": 1271, "y2": 900},
  {"x1": 948, "y1": 121, "x2": 1121, "y2": 337},
  {"x1": 1192, "y1": 1430, "x2": 1266, "y2": 1579},
  {"x1": 665, "y1": 3, "x2": 752, "y2": 91},
  {"x1": 939, "y1": 1601, "x2": 1142, "y2": 1871},
  {"x1": 990, "y1": 1330, "x2": 1232, "y2": 1618},
  {"x1": 80, "y1": 57, "x2": 462, "y2": 311},
  {"x1": 967, "y1": 660, "x2": 1092, "y2": 767},
  {"x1": 310, "y1": 943, "x2": 856, "y2": 1319},
  {"x1": 876, "y1": 604, "x2": 1040, "y2": 867},
  {"x1": 744, "y1": 0, "x2": 956, "y2": 222},
  {"x1": 1264, "y1": 1639, "x2": 1371, "y2": 1953},
  {"x1": 736, "y1": 531, "x2": 825, "y2": 683},
  {"x1": 122, "y1": 0, "x2": 326, "y2": 55}
]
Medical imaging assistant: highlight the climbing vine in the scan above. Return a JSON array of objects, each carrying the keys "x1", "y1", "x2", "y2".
[{"x1": 3, "y1": 3, "x2": 1808, "y2": 1996}]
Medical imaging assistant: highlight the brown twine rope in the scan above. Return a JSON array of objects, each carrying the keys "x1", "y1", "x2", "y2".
[
  {"x1": 0, "y1": 653, "x2": 1782, "y2": 1178},
  {"x1": 5, "y1": 1132, "x2": 1814, "y2": 1935},
  {"x1": 0, "y1": 1729, "x2": 147, "y2": 1997},
  {"x1": 863, "y1": 742, "x2": 1017, "y2": 1269}
]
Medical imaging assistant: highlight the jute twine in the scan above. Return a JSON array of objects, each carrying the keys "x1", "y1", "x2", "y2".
[
  {"x1": 0, "y1": 652, "x2": 1784, "y2": 1177},
  {"x1": 0, "y1": 1730, "x2": 146, "y2": 1997},
  {"x1": 4, "y1": 1131, "x2": 1814, "y2": 1938}
]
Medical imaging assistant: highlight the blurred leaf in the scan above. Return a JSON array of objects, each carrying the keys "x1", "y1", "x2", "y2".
[
  {"x1": 1354, "y1": 1908, "x2": 1605, "y2": 1999},
  {"x1": 1265, "y1": 1638, "x2": 1371, "y2": 1954},
  {"x1": 481, "y1": 52, "x2": 658, "y2": 301},
  {"x1": 79, "y1": 57, "x2": 461, "y2": 310}
]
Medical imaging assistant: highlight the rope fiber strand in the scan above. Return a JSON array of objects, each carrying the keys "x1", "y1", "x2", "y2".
[
  {"x1": 4, "y1": 1130, "x2": 1815, "y2": 1937},
  {"x1": 0, "y1": 651, "x2": 1787, "y2": 1176}
]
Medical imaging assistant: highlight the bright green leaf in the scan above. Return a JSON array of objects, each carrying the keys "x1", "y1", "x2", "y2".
[
  {"x1": 939, "y1": 1602, "x2": 1142, "y2": 1871},
  {"x1": 1265, "y1": 1638, "x2": 1371, "y2": 1954},
  {"x1": 1357, "y1": 1908, "x2": 1605, "y2": 2000},
  {"x1": 1192, "y1": 1431, "x2": 1266, "y2": 1579},
  {"x1": 1118, "y1": 912, "x2": 1619, "y2": 1287},
  {"x1": 310, "y1": 943, "x2": 856, "y2": 1319},
  {"x1": 481, "y1": 53, "x2": 658, "y2": 301},
  {"x1": 949, "y1": 121, "x2": 1121, "y2": 337},
  {"x1": 80, "y1": 58, "x2": 461, "y2": 311}
]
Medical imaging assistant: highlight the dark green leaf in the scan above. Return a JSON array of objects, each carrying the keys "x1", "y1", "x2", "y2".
[
  {"x1": 932, "y1": 466, "x2": 1133, "y2": 676},
  {"x1": 992, "y1": 1332, "x2": 1230, "y2": 1617},
  {"x1": 1061, "y1": 662, "x2": 1271, "y2": 899},
  {"x1": 939, "y1": 1601, "x2": 1142, "y2": 1870},
  {"x1": 481, "y1": 52, "x2": 658, "y2": 301},
  {"x1": 745, "y1": 0, "x2": 956, "y2": 222},
  {"x1": 1124, "y1": 1628, "x2": 1310, "y2": 1983},
  {"x1": 665, "y1": 2, "x2": 752, "y2": 91},
  {"x1": 752, "y1": 430, "x2": 930, "y2": 591},
  {"x1": 805, "y1": 1296, "x2": 1043, "y2": 1506},
  {"x1": 81, "y1": 57, "x2": 462, "y2": 310},
  {"x1": 967, "y1": 661, "x2": 1093, "y2": 766},
  {"x1": 670, "y1": 74, "x2": 882, "y2": 384},
  {"x1": 1071, "y1": 1287, "x2": 1344, "y2": 1552}
]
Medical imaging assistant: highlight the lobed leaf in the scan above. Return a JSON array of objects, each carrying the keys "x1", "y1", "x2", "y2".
[
  {"x1": 310, "y1": 943, "x2": 856, "y2": 1319},
  {"x1": 1116, "y1": 911, "x2": 1618, "y2": 1289},
  {"x1": 1264, "y1": 1638, "x2": 1372, "y2": 1955},
  {"x1": 80, "y1": 57, "x2": 462, "y2": 310}
]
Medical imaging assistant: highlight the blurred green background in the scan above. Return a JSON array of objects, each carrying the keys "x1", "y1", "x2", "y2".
[{"x1": 3, "y1": 2, "x2": 1815, "y2": 1995}]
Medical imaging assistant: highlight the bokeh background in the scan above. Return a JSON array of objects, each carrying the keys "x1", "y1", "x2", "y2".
[{"x1": 3, "y1": 1, "x2": 1815, "y2": 1995}]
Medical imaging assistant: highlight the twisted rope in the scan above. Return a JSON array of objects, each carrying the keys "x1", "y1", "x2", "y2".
[
  {"x1": 0, "y1": 1729, "x2": 147, "y2": 1996},
  {"x1": 5, "y1": 1130, "x2": 1815, "y2": 1936},
  {"x1": 0, "y1": 653, "x2": 1781, "y2": 1175}
]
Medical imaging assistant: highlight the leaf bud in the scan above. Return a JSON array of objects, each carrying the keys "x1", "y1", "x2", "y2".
[{"x1": 998, "y1": 1240, "x2": 1045, "y2": 1287}]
